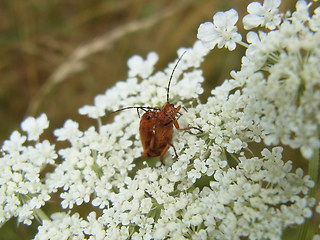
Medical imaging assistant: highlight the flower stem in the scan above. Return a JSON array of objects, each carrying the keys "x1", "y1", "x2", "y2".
[
  {"x1": 297, "y1": 148, "x2": 319, "y2": 239},
  {"x1": 34, "y1": 208, "x2": 51, "y2": 223},
  {"x1": 237, "y1": 41, "x2": 249, "y2": 48},
  {"x1": 97, "y1": 117, "x2": 102, "y2": 132},
  {"x1": 308, "y1": 148, "x2": 319, "y2": 198}
]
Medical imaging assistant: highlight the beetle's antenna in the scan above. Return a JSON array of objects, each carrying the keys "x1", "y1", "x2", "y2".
[
  {"x1": 167, "y1": 51, "x2": 187, "y2": 103},
  {"x1": 111, "y1": 106, "x2": 160, "y2": 114}
]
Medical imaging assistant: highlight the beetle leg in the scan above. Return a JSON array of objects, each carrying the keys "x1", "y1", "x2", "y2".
[
  {"x1": 169, "y1": 143, "x2": 179, "y2": 158},
  {"x1": 136, "y1": 108, "x2": 141, "y2": 118},
  {"x1": 141, "y1": 135, "x2": 156, "y2": 158},
  {"x1": 173, "y1": 120, "x2": 203, "y2": 133},
  {"x1": 159, "y1": 143, "x2": 178, "y2": 164},
  {"x1": 159, "y1": 144, "x2": 170, "y2": 164}
]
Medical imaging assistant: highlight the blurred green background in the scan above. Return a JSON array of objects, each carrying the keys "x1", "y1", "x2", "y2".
[{"x1": 0, "y1": 0, "x2": 300, "y2": 239}]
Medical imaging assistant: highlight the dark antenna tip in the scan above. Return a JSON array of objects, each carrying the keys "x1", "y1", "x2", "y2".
[{"x1": 166, "y1": 51, "x2": 187, "y2": 103}]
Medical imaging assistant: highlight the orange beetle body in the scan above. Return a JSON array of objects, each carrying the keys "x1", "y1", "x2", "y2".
[
  {"x1": 139, "y1": 110, "x2": 157, "y2": 157},
  {"x1": 139, "y1": 102, "x2": 200, "y2": 163}
]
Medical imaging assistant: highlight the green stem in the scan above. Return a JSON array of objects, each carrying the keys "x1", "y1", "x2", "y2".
[
  {"x1": 97, "y1": 117, "x2": 102, "y2": 132},
  {"x1": 297, "y1": 148, "x2": 319, "y2": 239},
  {"x1": 19, "y1": 193, "x2": 51, "y2": 224},
  {"x1": 308, "y1": 148, "x2": 319, "y2": 198},
  {"x1": 34, "y1": 208, "x2": 51, "y2": 223},
  {"x1": 237, "y1": 41, "x2": 249, "y2": 49}
]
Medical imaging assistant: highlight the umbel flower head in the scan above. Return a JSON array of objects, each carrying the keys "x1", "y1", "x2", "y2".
[
  {"x1": 1, "y1": 0, "x2": 319, "y2": 239},
  {"x1": 233, "y1": 0, "x2": 320, "y2": 159},
  {"x1": 242, "y1": 0, "x2": 282, "y2": 30},
  {"x1": 0, "y1": 114, "x2": 55, "y2": 225}
]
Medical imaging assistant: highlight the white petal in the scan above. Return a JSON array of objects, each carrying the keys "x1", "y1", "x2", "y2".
[
  {"x1": 264, "y1": 0, "x2": 281, "y2": 9},
  {"x1": 301, "y1": 145, "x2": 314, "y2": 159},
  {"x1": 202, "y1": 40, "x2": 217, "y2": 50},
  {"x1": 247, "y1": 2, "x2": 263, "y2": 15},
  {"x1": 225, "y1": 9, "x2": 239, "y2": 26},
  {"x1": 37, "y1": 114, "x2": 49, "y2": 130},
  {"x1": 146, "y1": 51, "x2": 159, "y2": 65},
  {"x1": 197, "y1": 22, "x2": 216, "y2": 42},
  {"x1": 246, "y1": 31, "x2": 259, "y2": 44},
  {"x1": 213, "y1": 11, "x2": 228, "y2": 28},
  {"x1": 243, "y1": 14, "x2": 264, "y2": 29}
]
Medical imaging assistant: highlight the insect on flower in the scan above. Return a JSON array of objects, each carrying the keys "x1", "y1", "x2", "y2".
[{"x1": 113, "y1": 52, "x2": 203, "y2": 164}]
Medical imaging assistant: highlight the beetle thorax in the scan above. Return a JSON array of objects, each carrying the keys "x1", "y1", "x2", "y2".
[{"x1": 157, "y1": 103, "x2": 177, "y2": 125}]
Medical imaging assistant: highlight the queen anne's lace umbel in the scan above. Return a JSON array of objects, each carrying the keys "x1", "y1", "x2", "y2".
[{"x1": 1, "y1": 0, "x2": 320, "y2": 239}]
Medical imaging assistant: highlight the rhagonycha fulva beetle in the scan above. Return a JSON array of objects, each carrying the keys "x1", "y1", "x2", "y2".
[{"x1": 113, "y1": 52, "x2": 203, "y2": 164}]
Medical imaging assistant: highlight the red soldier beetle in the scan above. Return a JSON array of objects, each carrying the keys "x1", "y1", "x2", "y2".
[{"x1": 112, "y1": 52, "x2": 203, "y2": 164}]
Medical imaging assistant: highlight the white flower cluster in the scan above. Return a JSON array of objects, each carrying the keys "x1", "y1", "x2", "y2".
[
  {"x1": 235, "y1": 0, "x2": 320, "y2": 159},
  {"x1": 0, "y1": 114, "x2": 56, "y2": 225},
  {"x1": 37, "y1": 147, "x2": 314, "y2": 239},
  {"x1": 35, "y1": 212, "x2": 105, "y2": 240},
  {"x1": 198, "y1": 0, "x2": 320, "y2": 159},
  {"x1": 1, "y1": 0, "x2": 319, "y2": 239}
]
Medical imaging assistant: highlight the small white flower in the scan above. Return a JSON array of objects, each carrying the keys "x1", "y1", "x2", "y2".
[
  {"x1": 177, "y1": 41, "x2": 210, "y2": 68},
  {"x1": 292, "y1": 0, "x2": 311, "y2": 22},
  {"x1": 194, "y1": 159, "x2": 207, "y2": 174},
  {"x1": 60, "y1": 192, "x2": 75, "y2": 209},
  {"x1": 243, "y1": 0, "x2": 281, "y2": 30},
  {"x1": 197, "y1": 9, "x2": 241, "y2": 51},
  {"x1": 84, "y1": 212, "x2": 106, "y2": 239},
  {"x1": 140, "y1": 198, "x2": 153, "y2": 214},
  {"x1": 21, "y1": 113, "x2": 49, "y2": 141},
  {"x1": 78, "y1": 94, "x2": 108, "y2": 119},
  {"x1": 29, "y1": 140, "x2": 57, "y2": 166},
  {"x1": 226, "y1": 138, "x2": 243, "y2": 153},
  {"x1": 2, "y1": 131, "x2": 26, "y2": 153},
  {"x1": 127, "y1": 52, "x2": 158, "y2": 78},
  {"x1": 54, "y1": 119, "x2": 83, "y2": 142},
  {"x1": 188, "y1": 169, "x2": 201, "y2": 183}
]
